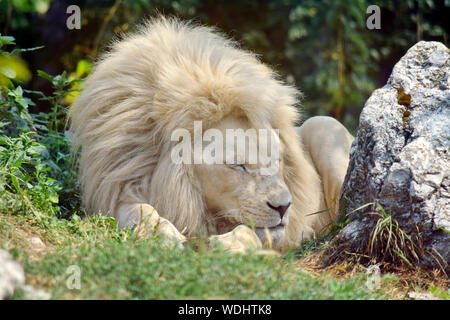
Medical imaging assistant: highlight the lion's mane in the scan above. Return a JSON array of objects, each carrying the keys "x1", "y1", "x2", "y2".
[{"x1": 70, "y1": 17, "x2": 324, "y2": 246}]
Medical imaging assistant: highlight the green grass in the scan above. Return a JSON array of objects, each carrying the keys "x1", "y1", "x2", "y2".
[{"x1": 2, "y1": 213, "x2": 388, "y2": 300}]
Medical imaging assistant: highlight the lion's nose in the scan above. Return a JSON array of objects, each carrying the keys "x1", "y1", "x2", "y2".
[{"x1": 266, "y1": 201, "x2": 291, "y2": 219}]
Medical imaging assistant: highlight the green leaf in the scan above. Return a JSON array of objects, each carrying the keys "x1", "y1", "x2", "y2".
[
  {"x1": 376, "y1": 202, "x2": 388, "y2": 218},
  {"x1": 392, "y1": 249, "x2": 413, "y2": 267},
  {"x1": 0, "y1": 36, "x2": 16, "y2": 46},
  {"x1": 306, "y1": 206, "x2": 335, "y2": 216},
  {"x1": 105, "y1": 217, "x2": 118, "y2": 229},
  {"x1": 13, "y1": 150, "x2": 26, "y2": 167},
  {"x1": 13, "y1": 86, "x2": 23, "y2": 96},
  {"x1": 37, "y1": 70, "x2": 54, "y2": 82},
  {"x1": 48, "y1": 193, "x2": 59, "y2": 204},
  {"x1": 11, "y1": 45, "x2": 44, "y2": 55},
  {"x1": 27, "y1": 144, "x2": 48, "y2": 157},
  {"x1": 0, "y1": 66, "x2": 16, "y2": 79},
  {"x1": 75, "y1": 59, "x2": 92, "y2": 78},
  {"x1": 349, "y1": 202, "x2": 375, "y2": 214},
  {"x1": 10, "y1": 174, "x2": 20, "y2": 192}
]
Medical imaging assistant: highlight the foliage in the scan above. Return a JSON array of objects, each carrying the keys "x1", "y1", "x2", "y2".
[
  {"x1": 429, "y1": 285, "x2": 450, "y2": 300},
  {"x1": 0, "y1": 35, "x2": 81, "y2": 222},
  {"x1": 367, "y1": 203, "x2": 423, "y2": 268},
  {"x1": 13, "y1": 233, "x2": 388, "y2": 299},
  {"x1": 3, "y1": 198, "x2": 394, "y2": 300},
  {"x1": 0, "y1": 0, "x2": 51, "y2": 31},
  {"x1": 0, "y1": 35, "x2": 42, "y2": 87},
  {"x1": 2, "y1": 1, "x2": 448, "y2": 132},
  {"x1": 287, "y1": 0, "x2": 374, "y2": 128}
]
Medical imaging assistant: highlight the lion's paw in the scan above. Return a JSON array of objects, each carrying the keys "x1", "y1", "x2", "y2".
[
  {"x1": 135, "y1": 204, "x2": 186, "y2": 248},
  {"x1": 209, "y1": 225, "x2": 262, "y2": 254}
]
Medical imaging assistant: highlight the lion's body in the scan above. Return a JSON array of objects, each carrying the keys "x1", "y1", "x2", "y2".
[{"x1": 70, "y1": 17, "x2": 353, "y2": 249}]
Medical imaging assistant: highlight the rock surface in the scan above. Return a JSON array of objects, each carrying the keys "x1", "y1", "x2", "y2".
[
  {"x1": 0, "y1": 249, "x2": 25, "y2": 299},
  {"x1": 327, "y1": 41, "x2": 449, "y2": 272}
]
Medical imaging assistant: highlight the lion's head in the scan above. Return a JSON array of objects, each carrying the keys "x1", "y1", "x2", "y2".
[
  {"x1": 70, "y1": 16, "x2": 323, "y2": 249},
  {"x1": 192, "y1": 115, "x2": 293, "y2": 247}
]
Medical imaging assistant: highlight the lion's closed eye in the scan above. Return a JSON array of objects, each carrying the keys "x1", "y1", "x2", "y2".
[{"x1": 229, "y1": 164, "x2": 248, "y2": 173}]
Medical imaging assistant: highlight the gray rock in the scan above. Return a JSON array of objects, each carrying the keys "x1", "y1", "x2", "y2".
[
  {"x1": 0, "y1": 249, "x2": 25, "y2": 299},
  {"x1": 327, "y1": 41, "x2": 450, "y2": 273}
]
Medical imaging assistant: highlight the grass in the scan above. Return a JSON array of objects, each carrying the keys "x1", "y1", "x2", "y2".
[
  {"x1": 367, "y1": 203, "x2": 422, "y2": 268},
  {"x1": 1, "y1": 211, "x2": 392, "y2": 300}
]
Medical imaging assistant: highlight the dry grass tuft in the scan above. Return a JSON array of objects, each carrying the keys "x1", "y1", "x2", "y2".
[
  {"x1": 295, "y1": 246, "x2": 449, "y2": 299},
  {"x1": 322, "y1": 202, "x2": 448, "y2": 277},
  {"x1": 366, "y1": 209, "x2": 423, "y2": 268}
]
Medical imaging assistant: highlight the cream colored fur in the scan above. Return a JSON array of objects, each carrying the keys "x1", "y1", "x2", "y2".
[{"x1": 70, "y1": 16, "x2": 353, "y2": 249}]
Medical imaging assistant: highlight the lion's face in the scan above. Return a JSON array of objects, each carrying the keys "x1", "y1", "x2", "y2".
[{"x1": 194, "y1": 116, "x2": 292, "y2": 247}]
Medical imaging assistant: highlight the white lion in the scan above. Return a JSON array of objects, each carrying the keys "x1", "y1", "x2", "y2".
[{"x1": 70, "y1": 17, "x2": 354, "y2": 251}]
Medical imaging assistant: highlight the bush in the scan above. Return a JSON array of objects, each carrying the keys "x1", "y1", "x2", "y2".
[{"x1": 0, "y1": 35, "x2": 82, "y2": 222}]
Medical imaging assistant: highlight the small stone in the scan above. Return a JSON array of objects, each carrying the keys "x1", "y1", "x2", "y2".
[
  {"x1": 408, "y1": 291, "x2": 441, "y2": 300},
  {"x1": 0, "y1": 250, "x2": 25, "y2": 300},
  {"x1": 28, "y1": 236, "x2": 45, "y2": 248},
  {"x1": 21, "y1": 285, "x2": 51, "y2": 300}
]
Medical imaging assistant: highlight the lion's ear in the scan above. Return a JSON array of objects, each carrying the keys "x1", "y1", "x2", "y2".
[{"x1": 148, "y1": 151, "x2": 206, "y2": 236}]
